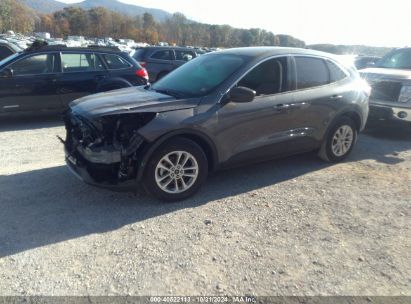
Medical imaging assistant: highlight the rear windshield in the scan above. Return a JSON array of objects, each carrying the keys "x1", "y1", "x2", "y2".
[
  {"x1": 377, "y1": 48, "x2": 411, "y2": 69},
  {"x1": 151, "y1": 53, "x2": 247, "y2": 98},
  {"x1": 132, "y1": 48, "x2": 146, "y2": 61}
]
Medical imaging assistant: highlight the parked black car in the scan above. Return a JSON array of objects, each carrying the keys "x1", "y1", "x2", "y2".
[
  {"x1": 0, "y1": 45, "x2": 148, "y2": 116},
  {"x1": 131, "y1": 46, "x2": 197, "y2": 82},
  {"x1": 0, "y1": 40, "x2": 22, "y2": 61},
  {"x1": 64, "y1": 47, "x2": 370, "y2": 201}
]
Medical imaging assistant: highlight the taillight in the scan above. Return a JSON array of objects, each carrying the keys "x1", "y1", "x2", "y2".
[
  {"x1": 139, "y1": 61, "x2": 146, "y2": 67},
  {"x1": 136, "y1": 68, "x2": 149, "y2": 80}
]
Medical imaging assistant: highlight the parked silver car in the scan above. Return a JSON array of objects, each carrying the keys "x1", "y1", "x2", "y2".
[{"x1": 360, "y1": 48, "x2": 411, "y2": 123}]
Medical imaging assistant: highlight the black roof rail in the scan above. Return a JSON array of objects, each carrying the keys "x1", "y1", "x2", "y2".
[
  {"x1": 87, "y1": 45, "x2": 121, "y2": 52},
  {"x1": 24, "y1": 40, "x2": 122, "y2": 53}
]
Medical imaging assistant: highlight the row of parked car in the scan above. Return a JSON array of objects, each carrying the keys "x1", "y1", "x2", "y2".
[{"x1": 0, "y1": 41, "x2": 410, "y2": 201}]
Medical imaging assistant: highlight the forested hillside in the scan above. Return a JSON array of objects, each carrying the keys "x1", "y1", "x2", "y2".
[
  {"x1": 1, "y1": 0, "x2": 304, "y2": 47},
  {"x1": 1, "y1": 0, "x2": 391, "y2": 54}
]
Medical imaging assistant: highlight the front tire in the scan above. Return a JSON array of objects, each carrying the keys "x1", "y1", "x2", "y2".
[
  {"x1": 143, "y1": 138, "x2": 208, "y2": 201},
  {"x1": 318, "y1": 116, "x2": 358, "y2": 162}
]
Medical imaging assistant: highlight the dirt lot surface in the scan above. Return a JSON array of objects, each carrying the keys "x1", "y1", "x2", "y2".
[{"x1": 0, "y1": 117, "x2": 410, "y2": 296}]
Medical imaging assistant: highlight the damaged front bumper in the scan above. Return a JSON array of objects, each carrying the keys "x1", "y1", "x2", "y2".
[
  {"x1": 62, "y1": 110, "x2": 151, "y2": 188},
  {"x1": 64, "y1": 147, "x2": 136, "y2": 190}
]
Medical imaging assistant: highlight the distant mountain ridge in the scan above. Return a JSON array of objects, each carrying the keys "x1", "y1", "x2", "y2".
[
  {"x1": 19, "y1": 0, "x2": 172, "y2": 21},
  {"x1": 20, "y1": 0, "x2": 65, "y2": 13}
]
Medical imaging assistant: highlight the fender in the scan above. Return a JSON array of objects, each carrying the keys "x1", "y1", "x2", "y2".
[{"x1": 136, "y1": 128, "x2": 219, "y2": 181}]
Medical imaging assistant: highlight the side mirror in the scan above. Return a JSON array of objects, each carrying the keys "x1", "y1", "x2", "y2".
[
  {"x1": 0, "y1": 68, "x2": 13, "y2": 78},
  {"x1": 229, "y1": 86, "x2": 256, "y2": 103}
]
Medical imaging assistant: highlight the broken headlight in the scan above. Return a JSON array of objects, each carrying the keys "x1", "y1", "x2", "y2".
[{"x1": 398, "y1": 85, "x2": 411, "y2": 103}]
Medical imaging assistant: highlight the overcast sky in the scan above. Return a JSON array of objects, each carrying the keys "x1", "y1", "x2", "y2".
[{"x1": 58, "y1": 0, "x2": 411, "y2": 47}]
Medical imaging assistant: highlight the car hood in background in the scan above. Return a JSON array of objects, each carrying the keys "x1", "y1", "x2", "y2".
[
  {"x1": 360, "y1": 68, "x2": 411, "y2": 81},
  {"x1": 70, "y1": 86, "x2": 201, "y2": 117}
]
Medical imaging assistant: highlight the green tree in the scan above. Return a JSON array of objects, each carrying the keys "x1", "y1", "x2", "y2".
[
  {"x1": 0, "y1": 0, "x2": 34, "y2": 33},
  {"x1": 62, "y1": 7, "x2": 88, "y2": 36}
]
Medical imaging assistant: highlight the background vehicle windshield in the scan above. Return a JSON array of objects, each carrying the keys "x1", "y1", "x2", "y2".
[
  {"x1": 377, "y1": 48, "x2": 411, "y2": 69},
  {"x1": 151, "y1": 53, "x2": 246, "y2": 98},
  {"x1": 0, "y1": 53, "x2": 20, "y2": 68}
]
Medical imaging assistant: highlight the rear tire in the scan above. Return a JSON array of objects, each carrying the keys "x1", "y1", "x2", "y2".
[
  {"x1": 143, "y1": 138, "x2": 208, "y2": 201},
  {"x1": 318, "y1": 116, "x2": 358, "y2": 162}
]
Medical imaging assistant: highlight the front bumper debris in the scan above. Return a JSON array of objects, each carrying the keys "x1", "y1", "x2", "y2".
[
  {"x1": 369, "y1": 100, "x2": 411, "y2": 122},
  {"x1": 63, "y1": 110, "x2": 147, "y2": 187}
]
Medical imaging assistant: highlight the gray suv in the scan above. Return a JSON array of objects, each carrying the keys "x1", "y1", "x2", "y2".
[
  {"x1": 131, "y1": 46, "x2": 198, "y2": 82},
  {"x1": 63, "y1": 47, "x2": 370, "y2": 201},
  {"x1": 360, "y1": 48, "x2": 411, "y2": 123}
]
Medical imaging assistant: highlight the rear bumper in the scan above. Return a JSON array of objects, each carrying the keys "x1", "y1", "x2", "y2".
[{"x1": 369, "y1": 101, "x2": 411, "y2": 122}]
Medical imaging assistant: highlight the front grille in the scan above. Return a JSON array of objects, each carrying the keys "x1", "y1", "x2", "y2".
[{"x1": 370, "y1": 81, "x2": 402, "y2": 102}]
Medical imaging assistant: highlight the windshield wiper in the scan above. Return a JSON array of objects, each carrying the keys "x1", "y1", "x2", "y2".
[{"x1": 153, "y1": 88, "x2": 189, "y2": 99}]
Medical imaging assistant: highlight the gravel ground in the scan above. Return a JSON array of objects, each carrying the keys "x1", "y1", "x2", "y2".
[{"x1": 0, "y1": 116, "x2": 410, "y2": 296}]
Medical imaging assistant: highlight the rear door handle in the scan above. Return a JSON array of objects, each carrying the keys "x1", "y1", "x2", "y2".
[
  {"x1": 275, "y1": 104, "x2": 290, "y2": 110},
  {"x1": 330, "y1": 95, "x2": 343, "y2": 100},
  {"x1": 275, "y1": 103, "x2": 290, "y2": 109},
  {"x1": 95, "y1": 75, "x2": 107, "y2": 80},
  {"x1": 46, "y1": 74, "x2": 58, "y2": 82}
]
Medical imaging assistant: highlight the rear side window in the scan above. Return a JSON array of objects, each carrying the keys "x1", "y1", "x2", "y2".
[
  {"x1": 295, "y1": 57, "x2": 329, "y2": 89},
  {"x1": 61, "y1": 53, "x2": 103, "y2": 72},
  {"x1": 327, "y1": 60, "x2": 348, "y2": 83},
  {"x1": 103, "y1": 54, "x2": 131, "y2": 69},
  {"x1": 9, "y1": 54, "x2": 56, "y2": 76},
  {"x1": 150, "y1": 50, "x2": 173, "y2": 60},
  {"x1": 175, "y1": 50, "x2": 196, "y2": 62}
]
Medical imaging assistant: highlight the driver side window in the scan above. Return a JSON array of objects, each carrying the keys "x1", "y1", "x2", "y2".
[
  {"x1": 9, "y1": 54, "x2": 56, "y2": 76},
  {"x1": 238, "y1": 57, "x2": 287, "y2": 96}
]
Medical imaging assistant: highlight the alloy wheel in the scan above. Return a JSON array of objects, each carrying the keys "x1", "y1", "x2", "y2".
[
  {"x1": 155, "y1": 151, "x2": 199, "y2": 194},
  {"x1": 331, "y1": 125, "x2": 354, "y2": 157}
]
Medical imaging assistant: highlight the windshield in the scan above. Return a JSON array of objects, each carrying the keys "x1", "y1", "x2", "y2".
[
  {"x1": 377, "y1": 48, "x2": 411, "y2": 69},
  {"x1": 0, "y1": 53, "x2": 20, "y2": 68},
  {"x1": 151, "y1": 53, "x2": 247, "y2": 98}
]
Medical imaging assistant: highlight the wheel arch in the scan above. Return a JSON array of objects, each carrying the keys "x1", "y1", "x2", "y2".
[
  {"x1": 323, "y1": 109, "x2": 363, "y2": 141},
  {"x1": 137, "y1": 129, "x2": 219, "y2": 181},
  {"x1": 342, "y1": 110, "x2": 363, "y2": 131}
]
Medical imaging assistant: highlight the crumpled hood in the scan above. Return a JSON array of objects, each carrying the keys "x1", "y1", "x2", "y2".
[
  {"x1": 70, "y1": 86, "x2": 201, "y2": 117},
  {"x1": 360, "y1": 68, "x2": 411, "y2": 81}
]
